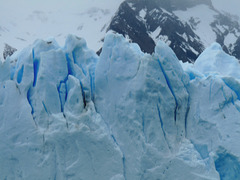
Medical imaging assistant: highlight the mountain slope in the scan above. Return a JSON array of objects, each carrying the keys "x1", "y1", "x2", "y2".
[{"x1": 108, "y1": 0, "x2": 240, "y2": 62}]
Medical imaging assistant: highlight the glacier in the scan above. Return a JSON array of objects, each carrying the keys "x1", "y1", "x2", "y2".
[{"x1": 0, "y1": 32, "x2": 240, "y2": 180}]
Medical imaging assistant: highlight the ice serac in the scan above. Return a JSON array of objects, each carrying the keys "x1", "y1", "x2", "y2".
[
  {"x1": 0, "y1": 32, "x2": 240, "y2": 179},
  {"x1": 0, "y1": 35, "x2": 124, "y2": 180},
  {"x1": 194, "y1": 43, "x2": 240, "y2": 79},
  {"x1": 183, "y1": 42, "x2": 240, "y2": 180},
  {"x1": 95, "y1": 32, "x2": 218, "y2": 179},
  {"x1": 64, "y1": 35, "x2": 98, "y2": 103}
]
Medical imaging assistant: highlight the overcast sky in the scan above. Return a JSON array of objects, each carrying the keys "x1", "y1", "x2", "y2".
[
  {"x1": 0, "y1": 0, "x2": 240, "y2": 19},
  {"x1": 0, "y1": 0, "x2": 123, "y2": 14},
  {"x1": 0, "y1": 0, "x2": 124, "y2": 58},
  {"x1": 212, "y1": 0, "x2": 240, "y2": 17}
]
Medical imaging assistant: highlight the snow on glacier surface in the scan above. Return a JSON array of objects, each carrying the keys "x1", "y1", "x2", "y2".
[{"x1": 0, "y1": 32, "x2": 240, "y2": 179}]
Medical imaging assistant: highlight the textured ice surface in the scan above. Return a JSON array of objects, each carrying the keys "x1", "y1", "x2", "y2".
[
  {"x1": 0, "y1": 35, "x2": 123, "y2": 180},
  {"x1": 194, "y1": 43, "x2": 240, "y2": 79},
  {"x1": 0, "y1": 33, "x2": 240, "y2": 179}
]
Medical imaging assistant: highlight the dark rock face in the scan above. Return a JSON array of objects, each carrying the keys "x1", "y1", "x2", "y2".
[
  {"x1": 108, "y1": 0, "x2": 240, "y2": 62},
  {"x1": 3, "y1": 44, "x2": 17, "y2": 59},
  {"x1": 233, "y1": 38, "x2": 240, "y2": 59},
  {"x1": 210, "y1": 13, "x2": 240, "y2": 59},
  {"x1": 108, "y1": 0, "x2": 204, "y2": 62},
  {"x1": 109, "y1": 2, "x2": 156, "y2": 54}
]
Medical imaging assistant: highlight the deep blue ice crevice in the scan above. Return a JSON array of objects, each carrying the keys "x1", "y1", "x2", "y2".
[
  {"x1": 27, "y1": 87, "x2": 37, "y2": 127},
  {"x1": 219, "y1": 85, "x2": 235, "y2": 110},
  {"x1": 157, "y1": 58, "x2": 178, "y2": 122},
  {"x1": 57, "y1": 76, "x2": 68, "y2": 112},
  {"x1": 142, "y1": 114, "x2": 145, "y2": 139},
  {"x1": 214, "y1": 148, "x2": 240, "y2": 180},
  {"x1": 122, "y1": 156, "x2": 127, "y2": 180},
  {"x1": 16, "y1": 65, "x2": 24, "y2": 84},
  {"x1": 89, "y1": 70, "x2": 96, "y2": 102},
  {"x1": 66, "y1": 48, "x2": 97, "y2": 104},
  {"x1": 79, "y1": 80, "x2": 87, "y2": 108},
  {"x1": 65, "y1": 53, "x2": 75, "y2": 76},
  {"x1": 186, "y1": 71, "x2": 199, "y2": 80},
  {"x1": 27, "y1": 87, "x2": 34, "y2": 115},
  {"x1": 222, "y1": 77, "x2": 240, "y2": 101},
  {"x1": 111, "y1": 134, "x2": 127, "y2": 180},
  {"x1": 157, "y1": 103, "x2": 170, "y2": 150},
  {"x1": 32, "y1": 49, "x2": 40, "y2": 87},
  {"x1": 182, "y1": 83, "x2": 190, "y2": 138},
  {"x1": 184, "y1": 98, "x2": 190, "y2": 138},
  {"x1": 58, "y1": 52, "x2": 78, "y2": 113},
  {"x1": 42, "y1": 101, "x2": 50, "y2": 130},
  {"x1": 191, "y1": 142, "x2": 209, "y2": 160},
  {"x1": 157, "y1": 104, "x2": 166, "y2": 140},
  {"x1": 10, "y1": 63, "x2": 16, "y2": 80},
  {"x1": 93, "y1": 100, "x2": 127, "y2": 179},
  {"x1": 93, "y1": 98, "x2": 126, "y2": 179},
  {"x1": 72, "y1": 50, "x2": 87, "y2": 76},
  {"x1": 42, "y1": 101, "x2": 49, "y2": 115}
]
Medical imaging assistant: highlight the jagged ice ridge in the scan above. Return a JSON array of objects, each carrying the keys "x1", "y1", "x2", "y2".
[{"x1": 0, "y1": 32, "x2": 240, "y2": 179}]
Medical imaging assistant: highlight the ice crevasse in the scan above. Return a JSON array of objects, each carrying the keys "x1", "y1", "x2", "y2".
[{"x1": 0, "y1": 32, "x2": 240, "y2": 180}]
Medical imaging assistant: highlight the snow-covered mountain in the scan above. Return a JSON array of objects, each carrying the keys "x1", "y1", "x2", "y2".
[
  {"x1": 2, "y1": 0, "x2": 240, "y2": 63},
  {"x1": 0, "y1": 0, "x2": 124, "y2": 60},
  {"x1": 108, "y1": 0, "x2": 240, "y2": 62},
  {"x1": 1, "y1": 32, "x2": 240, "y2": 179}
]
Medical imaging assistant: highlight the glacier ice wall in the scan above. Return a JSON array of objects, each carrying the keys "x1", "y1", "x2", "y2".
[{"x1": 1, "y1": 32, "x2": 240, "y2": 179}]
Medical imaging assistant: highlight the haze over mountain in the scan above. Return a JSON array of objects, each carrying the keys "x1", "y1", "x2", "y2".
[
  {"x1": 1, "y1": 0, "x2": 240, "y2": 62},
  {"x1": 212, "y1": 0, "x2": 240, "y2": 17},
  {"x1": 0, "y1": 0, "x2": 123, "y2": 60}
]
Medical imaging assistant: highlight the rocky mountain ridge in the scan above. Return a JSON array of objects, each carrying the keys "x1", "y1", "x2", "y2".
[{"x1": 108, "y1": 0, "x2": 240, "y2": 62}]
